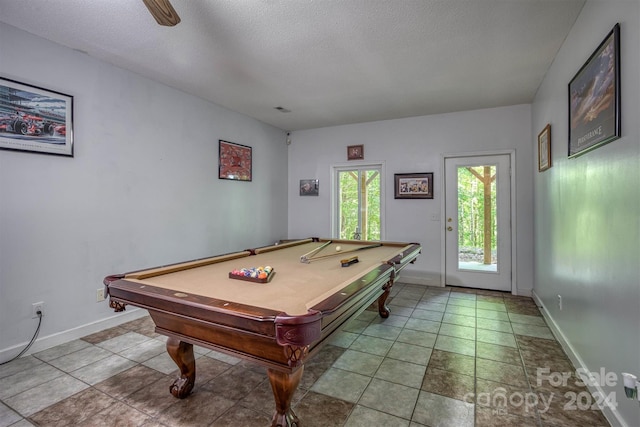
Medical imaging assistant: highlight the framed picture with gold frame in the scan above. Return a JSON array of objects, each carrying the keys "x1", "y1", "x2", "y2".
[{"x1": 538, "y1": 124, "x2": 551, "y2": 172}]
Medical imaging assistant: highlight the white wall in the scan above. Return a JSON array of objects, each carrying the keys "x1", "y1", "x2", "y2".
[
  {"x1": 532, "y1": 1, "x2": 640, "y2": 426},
  {"x1": 287, "y1": 104, "x2": 534, "y2": 295},
  {"x1": 0, "y1": 23, "x2": 288, "y2": 358}
]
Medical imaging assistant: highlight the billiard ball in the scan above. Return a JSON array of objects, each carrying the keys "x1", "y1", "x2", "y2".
[{"x1": 336, "y1": 245, "x2": 342, "y2": 252}]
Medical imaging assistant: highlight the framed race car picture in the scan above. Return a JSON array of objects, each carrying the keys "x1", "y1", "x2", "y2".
[{"x1": 0, "y1": 77, "x2": 74, "y2": 157}]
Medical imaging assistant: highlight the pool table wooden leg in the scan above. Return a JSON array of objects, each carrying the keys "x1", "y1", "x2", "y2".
[
  {"x1": 267, "y1": 366, "x2": 303, "y2": 427},
  {"x1": 378, "y1": 280, "x2": 393, "y2": 318},
  {"x1": 166, "y1": 337, "x2": 196, "y2": 399}
]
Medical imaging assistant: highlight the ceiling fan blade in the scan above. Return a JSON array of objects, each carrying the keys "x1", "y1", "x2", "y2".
[{"x1": 142, "y1": 0, "x2": 181, "y2": 26}]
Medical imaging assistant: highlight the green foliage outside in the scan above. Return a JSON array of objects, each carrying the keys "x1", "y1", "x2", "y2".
[
  {"x1": 339, "y1": 170, "x2": 381, "y2": 240},
  {"x1": 457, "y1": 166, "x2": 497, "y2": 261}
]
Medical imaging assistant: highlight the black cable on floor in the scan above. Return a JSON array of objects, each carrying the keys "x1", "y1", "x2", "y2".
[{"x1": 0, "y1": 311, "x2": 43, "y2": 365}]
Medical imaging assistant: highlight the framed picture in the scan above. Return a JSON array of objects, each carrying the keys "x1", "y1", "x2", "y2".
[
  {"x1": 219, "y1": 140, "x2": 252, "y2": 181},
  {"x1": 347, "y1": 144, "x2": 364, "y2": 160},
  {"x1": 0, "y1": 77, "x2": 73, "y2": 157},
  {"x1": 568, "y1": 23, "x2": 620, "y2": 158},
  {"x1": 538, "y1": 124, "x2": 552, "y2": 172},
  {"x1": 394, "y1": 172, "x2": 433, "y2": 199},
  {"x1": 299, "y1": 179, "x2": 319, "y2": 196}
]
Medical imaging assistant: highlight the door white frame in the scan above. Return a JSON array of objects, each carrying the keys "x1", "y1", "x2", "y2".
[
  {"x1": 439, "y1": 150, "x2": 517, "y2": 294},
  {"x1": 330, "y1": 161, "x2": 386, "y2": 240}
]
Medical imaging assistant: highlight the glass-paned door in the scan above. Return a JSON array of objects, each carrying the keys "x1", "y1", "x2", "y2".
[
  {"x1": 444, "y1": 155, "x2": 511, "y2": 291},
  {"x1": 335, "y1": 166, "x2": 382, "y2": 240}
]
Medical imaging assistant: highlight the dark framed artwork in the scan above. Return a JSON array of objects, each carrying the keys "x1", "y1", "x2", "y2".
[
  {"x1": 568, "y1": 23, "x2": 620, "y2": 158},
  {"x1": 218, "y1": 140, "x2": 252, "y2": 181},
  {"x1": 299, "y1": 179, "x2": 319, "y2": 196},
  {"x1": 347, "y1": 144, "x2": 364, "y2": 160},
  {"x1": 394, "y1": 173, "x2": 433, "y2": 199},
  {"x1": 0, "y1": 77, "x2": 73, "y2": 157},
  {"x1": 538, "y1": 124, "x2": 552, "y2": 172}
]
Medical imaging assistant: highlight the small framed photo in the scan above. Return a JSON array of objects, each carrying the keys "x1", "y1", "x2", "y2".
[
  {"x1": 538, "y1": 124, "x2": 552, "y2": 172},
  {"x1": 568, "y1": 23, "x2": 620, "y2": 158},
  {"x1": 347, "y1": 144, "x2": 364, "y2": 160},
  {"x1": 219, "y1": 140, "x2": 252, "y2": 181},
  {"x1": 0, "y1": 77, "x2": 73, "y2": 157},
  {"x1": 394, "y1": 173, "x2": 433, "y2": 199},
  {"x1": 299, "y1": 179, "x2": 319, "y2": 196}
]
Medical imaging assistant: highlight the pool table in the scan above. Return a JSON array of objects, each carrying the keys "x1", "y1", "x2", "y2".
[{"x1": 104, "y1": 238, "x2": 421, "y2": 426}]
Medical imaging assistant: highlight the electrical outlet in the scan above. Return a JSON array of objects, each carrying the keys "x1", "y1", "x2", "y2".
[
  {"x1": 96, "y1": 288, "x2": 105, "y2": 302},
  {"x1": 32, "y1": 302, "x2": 44, "y2": 319},
  {"x1": 557, "y1": 294, "x2": 563, "y2": 310}
]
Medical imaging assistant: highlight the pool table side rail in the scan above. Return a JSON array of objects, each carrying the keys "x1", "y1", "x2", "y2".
[
  {"x1": 387, "y1": 243, "x2": 422, "y2": 269},
  {"x1": 104, "y1": 276, "x2": 285, "y2": 334},
  {"x1": 253, "y1": 238, "x2": 412, "y2": 256},
  {"x1": 125, "y1": 251, "x2": 253, "y2": 280},
  {"x1": 310, "y1": 264, "x2": 395, "y2": 315},
  {"x1": 248, "y1": 238, "x2": 314, "y2": 254}
]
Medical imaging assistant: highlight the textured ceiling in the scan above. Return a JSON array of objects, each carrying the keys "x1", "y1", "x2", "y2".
[{"x1": 0, "y1": 0, "x2": 584, "y2": 131}]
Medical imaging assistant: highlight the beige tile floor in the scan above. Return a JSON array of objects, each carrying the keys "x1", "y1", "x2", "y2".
[{"x1": 0, "y1": 285, "x2": 610, "y2": 427}]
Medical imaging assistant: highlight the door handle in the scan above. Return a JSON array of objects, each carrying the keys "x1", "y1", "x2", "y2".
[{"x1": 447, "y1": 226, "x2": 453, "y2": 231}]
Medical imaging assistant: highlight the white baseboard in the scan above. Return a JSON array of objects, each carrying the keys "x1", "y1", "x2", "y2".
[
  {"x1": 532, "y1": 291, "x2": 628, "y2": 427},
  {"x1": 397, "y1": 273, "x2": 442, "y2": 287},
  {"x1": 0, "y1": 308, "x2": 148, "y2": 362},
  {"x1": 515, "y1": 287, "x2": 533, "y2": 297}
]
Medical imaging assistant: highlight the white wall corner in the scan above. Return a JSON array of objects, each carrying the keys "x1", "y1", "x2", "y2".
[
  {"x1": 398, "y1": 271, "x2": 442, "y2": 287},
  {"x1": 515, "y1": 287, "x2": 533, "y2": 297},
  {"x1": 0, "y1": 308, "x2": 149, "y2": 362},
  {"x1": 532, "y1": 291, "x2": 629, "y2": 427}
]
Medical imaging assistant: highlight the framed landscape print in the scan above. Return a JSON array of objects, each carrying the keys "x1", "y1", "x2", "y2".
[
  {"x1": 219, "y1": 140, "x2": 252, "y2": 181},
  {"x1": 538, "y1": 124, "x2": 551, "y2": 172},
  {"x1": 0, "y1": 77, "x2": 73, "y2": 157},
  {"x1": 568, "y1": 23, "x2": 620, "y2": 158},
  {"x1": 394, "y1": 172, "x2": 433, "y2": 199}
]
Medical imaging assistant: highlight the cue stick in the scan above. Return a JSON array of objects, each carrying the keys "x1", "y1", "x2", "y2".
[
  {"x1": 300, "y1": 240, "x2": 333, "y2": 263},
  {"x1": 301, "y1": 243, "x2": 383, "y2": 263}
]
